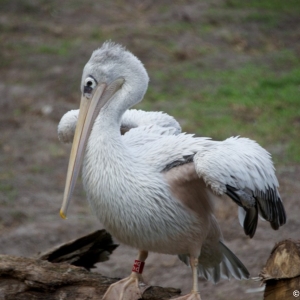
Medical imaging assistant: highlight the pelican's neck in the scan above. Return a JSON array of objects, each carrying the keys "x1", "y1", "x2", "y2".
[
  {"x1": 94, "y1": 107, "x2": 123, "y2": 139},
  {"x1": 83, "y1": 88, "x2": 142, "y2": 204},
  {"x1": 83, "y1": 71, "x2": 149, "y2": 195},
  {"x1": 94, "y1": 81, "x2": 146, "y2": 136}
]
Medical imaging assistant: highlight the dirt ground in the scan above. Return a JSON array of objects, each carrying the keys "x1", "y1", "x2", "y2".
[{"x1": 0, "y1": 1, "x2": 300, "y2": 299}]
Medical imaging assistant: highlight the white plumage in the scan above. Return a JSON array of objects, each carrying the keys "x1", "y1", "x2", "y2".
[
  {"x1": 58, "y1": 41, "x2": 286, "y2": 300},
  {"x1": 58, "y1": 108, "x2": 182, "y2": 144}
]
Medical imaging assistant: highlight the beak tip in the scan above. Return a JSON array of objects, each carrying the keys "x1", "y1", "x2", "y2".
[{"x1": 60, "y1": 210, "x2": 67, "y2": 220}]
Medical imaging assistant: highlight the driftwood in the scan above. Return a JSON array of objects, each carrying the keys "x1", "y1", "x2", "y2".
[
  {"x1": 37, "y1": 229, "x2": 118, "y2": 269},
  {"x1": 0, "y1": 230, "x2": 181, "y2": 300},
  {"x1": 259, "y1": 239, "x2": 300, "y2": 300}
]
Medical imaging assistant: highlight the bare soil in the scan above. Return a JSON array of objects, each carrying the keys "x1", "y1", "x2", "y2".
[{"x1": 0, "y1": 1, "x2": 299, "y2": 299}]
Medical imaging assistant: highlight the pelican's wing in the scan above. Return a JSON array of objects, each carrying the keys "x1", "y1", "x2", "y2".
[
  {"x1": 121, "y1": 109, "x2": 181, "y2": 135},
  {"x1": 193, "y1": 136, "x2": 286, "y2": 238},
  {"x1": 58, "y1": 109, "x2": 79, "y2": 143},
  {"x1": 122, "y1": 124, "x2": 182, "y2": 149},
  {"x1": 58, "y1": 109, "x2": 181, "y2": 144},
  {"x1": 132, "y1": 133, "x2": 286, "y2": 238},
  {"x1": 124, "y1": 129, "x2": 212, "y2": 171}
]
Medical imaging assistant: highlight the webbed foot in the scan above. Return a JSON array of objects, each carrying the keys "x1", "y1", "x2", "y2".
[{"x1": 102, "y1": 273, "x2": 147, "y2": 300}]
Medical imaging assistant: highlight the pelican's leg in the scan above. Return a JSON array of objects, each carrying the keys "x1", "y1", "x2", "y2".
[
  {"x1": 102, "y1": 250, "x2": 149, "y2": 300},
  {"x1": 173, "y1": 256, "x2": 202, "y2": 300}
]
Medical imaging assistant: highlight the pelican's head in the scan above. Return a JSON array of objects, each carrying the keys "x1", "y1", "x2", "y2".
[
  {"x1": 82, "y1": 41, "x2": 149, "y2": 106},
  {"x1": 60, "y1": 41, "x2": 149, "y2": 219}
]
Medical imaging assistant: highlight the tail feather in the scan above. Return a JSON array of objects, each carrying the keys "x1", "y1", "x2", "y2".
[
  {"x1": 178, "y1": 241, "x2": 249, "y2": 284},
  {"x1": 218, "y1": 241, "x2": 249, "y2": 281},
  {"x1": 219, "y1": 258, "x2": 231, "y2": 279}
]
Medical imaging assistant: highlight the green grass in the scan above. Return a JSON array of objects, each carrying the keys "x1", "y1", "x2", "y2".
[
  {"x1": 226, "y1": 0, "x2": 300, "y2": 13},
  {"x1": 138, "y1": 51, "x2": 300, "y2": 164},
  {"x1": 224, "y1": 0, "x2": 300, "y2": 30},
  {"x1": 244, "y1": 11, "x2": 280, "y2": 28},
  {"x1": 0, "y1": 182, "x2": 18, "y2": 203},
  {"x1": 37, "y1": 41, "x2": 71, "y2": 56},
  {"x1": 1, "y1": 0, "x2": 299, "y2": 166}
]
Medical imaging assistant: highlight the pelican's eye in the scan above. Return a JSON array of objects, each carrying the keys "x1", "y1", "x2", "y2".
[{"x1": 83, "y1": 76, "x2": 98, "y2": 98}]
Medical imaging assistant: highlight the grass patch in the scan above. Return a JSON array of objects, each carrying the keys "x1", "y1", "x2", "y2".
[
  {"x1": 0, "y1": 182, "x2": 18, "y2": 203},
  {"x1": 226, "y1": 0, "x2": 300, "y2": 13},
  {"x1": 138, "y1": 52, "x2": 300, "y2": 164},
  {"x1": 37, "y1": 40, "x2": 73, "y2": 56},
  {"x1": 244, "y1": 11, "x2": 280, "y2": 28},
  {"x1": 1, "y1": 0, "x2": 299, "y2": 166}
]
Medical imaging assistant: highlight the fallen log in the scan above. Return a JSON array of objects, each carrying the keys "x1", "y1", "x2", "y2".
[
  {"x1": 0, "y1": 230, "x2": 181, "y2": 300},
  {"x1": 259, "y1": 239, "x2": 300, "y2": 300},
  {"x1": 0, "y1": 255, "x2": 180, "y2": 300}
]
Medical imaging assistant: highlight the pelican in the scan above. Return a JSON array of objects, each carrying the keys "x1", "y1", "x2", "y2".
[{"x1": 58, "y1": 41, "x2": 286, "y2": 300}]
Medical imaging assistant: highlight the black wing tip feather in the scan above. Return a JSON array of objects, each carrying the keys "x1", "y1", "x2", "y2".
[
  {"x1": 226, "y1": 185, "x2": 286, "y2": 239},
  {"x1": 226, "y1": 185, "x2": 259, "y2": 238},
  {"x1": 243, "y1": 206, "x2": 258, "y2": 238},
  {"x1": 257, "y1": 193, "x2": 287, "y2": 231},
  {"x1": 269, "y1": 197, "x2": 287, "y2": 230},
  {"x1": 277, "y1": 197, "x2": 287, "y2": 225}
]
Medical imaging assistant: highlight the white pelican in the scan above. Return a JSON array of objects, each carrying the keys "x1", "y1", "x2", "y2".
[{"x1": 58, "y1": 41, "x2": 286, "y2": 300}]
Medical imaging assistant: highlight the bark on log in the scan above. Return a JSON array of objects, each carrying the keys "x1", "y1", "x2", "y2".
[
  {"x1": 0, "y1": 255, "x2": 181, "y2": 300},
  {"x1": 263, "y1": 277, "x2": 300, "y2": 300},
  {"x1": 259, "y1": 239, "x2": 300, "y2": 300}
]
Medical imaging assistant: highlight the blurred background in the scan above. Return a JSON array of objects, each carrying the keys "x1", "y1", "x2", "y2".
[{"x1": 0, "y1": 0, "x2": 299, "y2": 299}]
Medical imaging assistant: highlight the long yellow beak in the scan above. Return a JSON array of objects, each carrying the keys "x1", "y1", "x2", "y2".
[{"x1": 60, "y1": 78, "x2": 124, "y2": 219}]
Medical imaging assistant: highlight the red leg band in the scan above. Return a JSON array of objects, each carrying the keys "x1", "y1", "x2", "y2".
[{"x1": 132, "y1": 259, "x2": 145, "y2": 274}]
